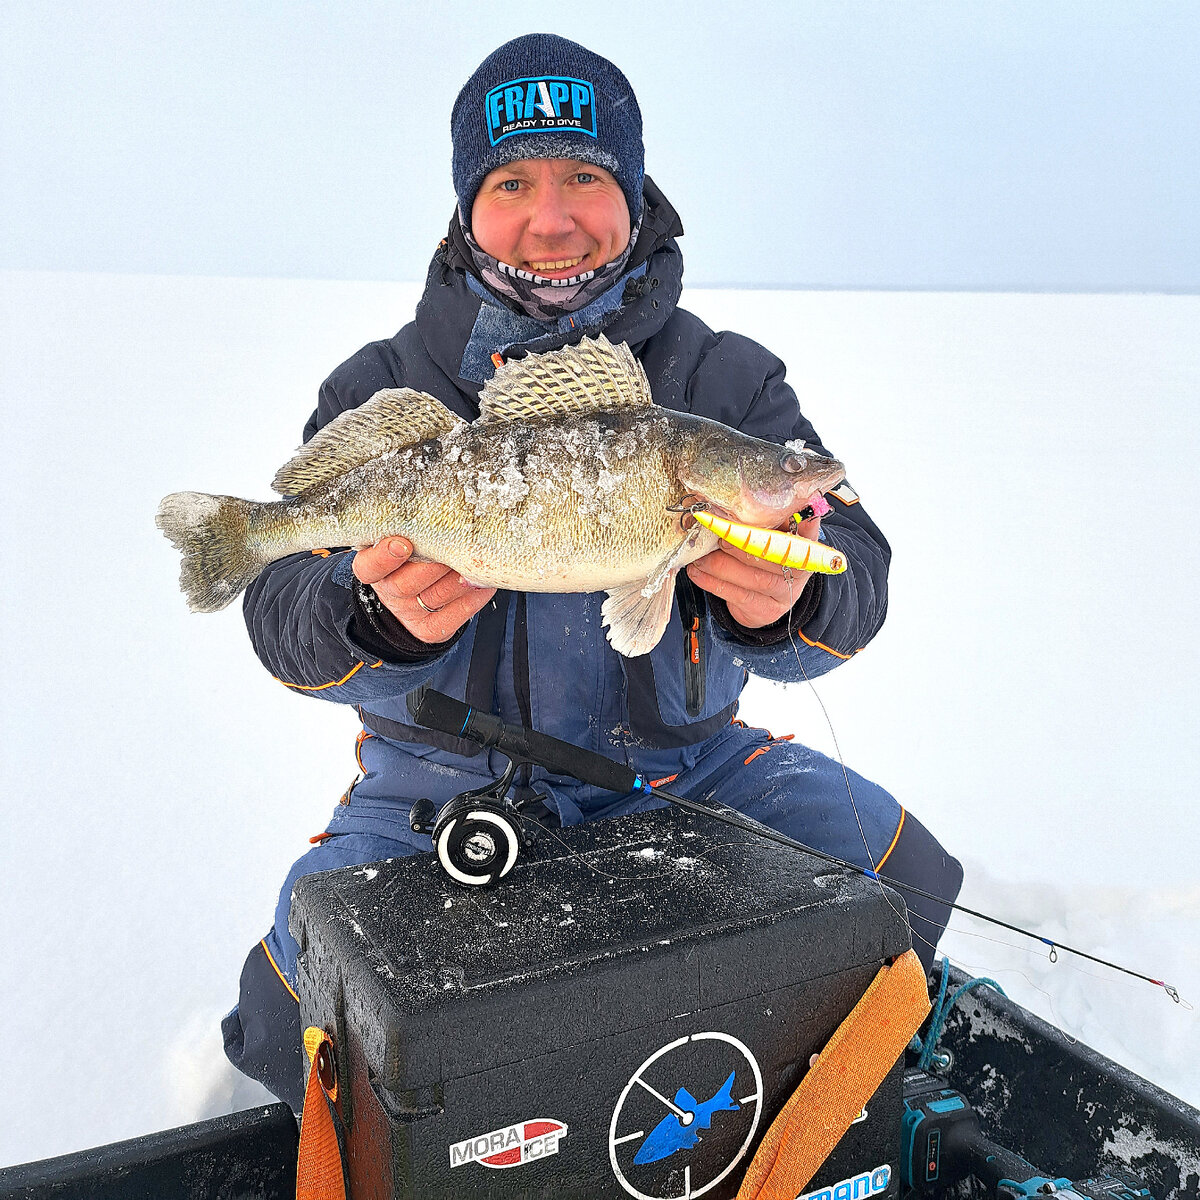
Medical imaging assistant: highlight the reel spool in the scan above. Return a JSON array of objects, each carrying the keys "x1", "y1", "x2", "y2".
[{"x1": 408, "y1": 760, "x2": 524, "y2": 888}]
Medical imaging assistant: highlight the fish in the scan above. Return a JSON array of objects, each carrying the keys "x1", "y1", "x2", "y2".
[
  {"x1": 156, "y1": 335, "x2": 845, "y2": 657},
  {"x1": 632, "y1": 1070, "x2": 740, "y2": 1165}
]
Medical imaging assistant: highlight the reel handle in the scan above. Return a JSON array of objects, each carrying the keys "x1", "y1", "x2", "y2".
[{"x1": 409, "y1": 797, "x2": 435, "y2": 835}]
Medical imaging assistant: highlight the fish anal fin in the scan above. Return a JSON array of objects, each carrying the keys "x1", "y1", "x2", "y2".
[
  {"x1": 478, "y1": 334, "x2": 654, "y2": 423},
  {"x1": 271, "y1": 388, "x2": 464, "y2": 496}
]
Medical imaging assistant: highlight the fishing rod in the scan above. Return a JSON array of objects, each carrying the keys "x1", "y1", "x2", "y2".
[{"x1": 405, "y1": 687, "x2": 1181, "y2": 1003}]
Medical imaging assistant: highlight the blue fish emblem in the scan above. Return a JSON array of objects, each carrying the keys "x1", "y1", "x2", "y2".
[{"x1": 633, "y1": 1070, "x2": 740, "y2": 1165}]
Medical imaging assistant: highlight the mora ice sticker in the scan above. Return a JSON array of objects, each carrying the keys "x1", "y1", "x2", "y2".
[{"x1": 449, "y1": 1119, "x2": 568, "y2": 1169}]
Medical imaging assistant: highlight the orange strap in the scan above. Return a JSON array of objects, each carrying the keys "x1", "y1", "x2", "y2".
[
  {"x1": 296, "y1": 1027, "x2": 348, "y2": 1200},
  {"x1": 737, "y1": 948, "x2": 931, "y2": 1200}
]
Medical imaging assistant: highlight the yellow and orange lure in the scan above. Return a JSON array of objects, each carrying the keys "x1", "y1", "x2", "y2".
[{"x1": 692, "y1": 510, "x2": 847, "y2": 575}]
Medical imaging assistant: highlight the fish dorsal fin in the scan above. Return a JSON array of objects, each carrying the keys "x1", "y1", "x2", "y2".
[
  {"x1": 478, "y1": 334, "x2": 654, "y2": 423},
  {"x1": 271, "y1": 388, "x2": 464, "y2": 496}
]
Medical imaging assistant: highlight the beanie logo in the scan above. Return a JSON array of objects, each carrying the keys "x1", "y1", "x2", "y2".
[{"x1": 485, "y1": 76, "x2": 596, "y2": 145}]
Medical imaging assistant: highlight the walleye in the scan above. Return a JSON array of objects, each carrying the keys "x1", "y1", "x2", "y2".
[{"x1": 156, "y1": 336, "x2": 845, "y2": 656}]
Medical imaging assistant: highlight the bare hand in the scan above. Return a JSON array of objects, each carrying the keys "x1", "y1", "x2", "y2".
[
  {"x1": 685, "y1": 514, "x2": 821, "y2": 629},
  {"x1": 352, "y1": 538, "x2": 497, "y2": 644}
]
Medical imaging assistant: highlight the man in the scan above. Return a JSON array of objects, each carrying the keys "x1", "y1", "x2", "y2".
[{"x1": 222, "y1": 34, "x2": 963, "y2": 1110}]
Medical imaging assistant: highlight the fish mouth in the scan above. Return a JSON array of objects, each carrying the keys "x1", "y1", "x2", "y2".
[{"x1": 673, "y1": 487, "x2": 839, "y2": 534}]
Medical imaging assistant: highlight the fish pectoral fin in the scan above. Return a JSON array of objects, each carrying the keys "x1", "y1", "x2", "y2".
[
  {"x1": 271, "y1": 388, "x2": 465, "y2": 496},
  {"x1": 602, "y1": 572, "x2": 679, "y2": 658},
  {"x1": 601, "y1": 526, "x2": 715, "y2": 657},
  {"x1": 477, "y1": 334, "x2": 655, "y2": 423},
  {"x1": 644, "y1": 522, "x2": 715, "y2": 595}
]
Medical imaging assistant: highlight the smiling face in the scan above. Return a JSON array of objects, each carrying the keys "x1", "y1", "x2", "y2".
[{"x1": 469, "y1": 158, "x2": 632, "y2": 280}]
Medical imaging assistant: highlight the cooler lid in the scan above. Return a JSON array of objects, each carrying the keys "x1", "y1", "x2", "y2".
[{"x1": 290, "y1": 807, "x2": 911, "y2": 1093}]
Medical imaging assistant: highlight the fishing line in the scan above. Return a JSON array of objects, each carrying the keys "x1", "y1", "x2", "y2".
[
  {"x1": 773, "y1": 523, "x2": 1183, "y2": 1003},
  {"x1": 509, "y1": 807, "x2": 765, "y2": 887},
  {"x1": 777, "y1": 536, "x2": 937, "y2": 958}
]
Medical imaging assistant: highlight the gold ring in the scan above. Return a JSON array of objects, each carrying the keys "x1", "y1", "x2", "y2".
[{"x1": 415, "y1": 595, "x2": 443, "y2": 614}]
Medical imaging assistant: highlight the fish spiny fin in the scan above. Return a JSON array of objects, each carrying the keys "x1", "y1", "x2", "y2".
[
  {"x1": 478, "y1": 334, "x2": 654, "y2": 423},
  {"x1": 271, "y1": 388, "x2": 464, "y2": 496}
]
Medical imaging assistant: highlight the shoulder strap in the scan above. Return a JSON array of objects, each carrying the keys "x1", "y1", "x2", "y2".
[
  {"x1": 737, "y1": 948, "x2": 930, "y2": 1200},
  {"x1": 296, "y1": 1026, "x2": 349, "y2": 1200}
]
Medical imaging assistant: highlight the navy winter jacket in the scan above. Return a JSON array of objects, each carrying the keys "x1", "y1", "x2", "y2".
[{"x1": 242, "y1": 180, "x2": 891, "y2": 822}]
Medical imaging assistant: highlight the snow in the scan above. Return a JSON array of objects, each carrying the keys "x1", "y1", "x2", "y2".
[{"x1": 1, "y1": 272, "x2": 1198, "y2": 1169}]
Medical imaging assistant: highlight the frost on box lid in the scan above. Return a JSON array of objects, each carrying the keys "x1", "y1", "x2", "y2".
[{"x1": 289, "y1": 807, "x2": 910, "y2": 1093}]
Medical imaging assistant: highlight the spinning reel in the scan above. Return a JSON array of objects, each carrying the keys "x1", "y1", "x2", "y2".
[{"x1": 408, "y1": 759, "x2": 533, "y2": 888}]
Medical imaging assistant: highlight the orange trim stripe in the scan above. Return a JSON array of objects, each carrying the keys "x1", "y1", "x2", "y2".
[
  {"x1": 355, "y1": 730, "x2": 373, "y2": 774},
  {"x1": 310, "y1": 548, "x2": 331, "y2": 558},
  {"x1": 875, "y1": 806, "x2": 906, "y2": 872},
  {"x1": 260, "y1": 938, "x2": 300, "y2": 1004},
  {"x1": 743, "y1": 733, "x2": 796, "y2": 766},
  {"x1": 793, "y1": 625, "x2": 855, "y2": 661},
  {"x1": 274, "y1": 659, "x2": 384, "y2": 692}
]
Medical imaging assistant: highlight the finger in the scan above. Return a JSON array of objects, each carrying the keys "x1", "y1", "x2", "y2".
[
  {"x1": 686, "y1": 561, "x2": 798, "y2": 627},
  {"x1": 688, "y1": 563, "x2": 786, "y2": 613},
  {"x1": 352, "y1": 537, "x2": 413, "y2": 586},
  {"x1": 408, "y1": 568, "x2": 492, "y2": 609},
  {"x1": 691, "y1": 549, "x2": 797, "y2": 604},
  {"x1": 372, "y1": 560, "x2": 459, "y2": 605},
  {"x1": 714, "y1": 538, "x2": 788, "y2": 573},
  {"x1": 403, "y1": 585, "x2": 497, "y2": 644}
]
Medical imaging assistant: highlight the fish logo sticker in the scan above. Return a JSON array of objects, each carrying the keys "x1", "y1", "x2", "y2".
[
  {"x1": 449, "y1": 1118, "x2": 567, "y2": 1170},
  {"x1": 609, "y1": 1031, "x2": 763, "y2": 1199},
  {"x1": 485, "y1": 76, "x2": 597, "y2": 145},
  {"x1": 633, "y1": 1071, "x2": 739, "y2": 1165}
]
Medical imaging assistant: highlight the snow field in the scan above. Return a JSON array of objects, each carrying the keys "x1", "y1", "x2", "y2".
[{"x1": 0, "y1": 272, "x2": 1196, "y2": 1166}]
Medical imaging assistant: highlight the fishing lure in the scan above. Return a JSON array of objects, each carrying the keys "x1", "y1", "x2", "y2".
[{"x1": 691, "y1": 509, "x2": 847, "y2": 574}]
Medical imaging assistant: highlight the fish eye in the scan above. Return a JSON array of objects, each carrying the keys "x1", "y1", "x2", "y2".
[{"x1": 782, "y1": 452, "x2": 808, "y2": 474}]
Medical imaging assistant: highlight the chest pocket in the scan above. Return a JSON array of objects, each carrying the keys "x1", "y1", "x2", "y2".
[{"x1": 621, "y1": 578, "x2": 743, "y2": 748}]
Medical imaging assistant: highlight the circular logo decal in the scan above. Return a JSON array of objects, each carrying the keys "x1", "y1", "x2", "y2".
[{"x1": 609, "y1": 1031, "x2": 763, "y2": 1200}]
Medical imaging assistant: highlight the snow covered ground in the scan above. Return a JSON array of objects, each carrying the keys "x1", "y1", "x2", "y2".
[{"x1": 1, "y1": 271, "x2": 1196, "y2": 1167}]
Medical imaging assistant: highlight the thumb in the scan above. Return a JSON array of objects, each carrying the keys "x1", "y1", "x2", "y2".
[{"x1": 352, "y1": 537, "x2": 413, "y2": 585}]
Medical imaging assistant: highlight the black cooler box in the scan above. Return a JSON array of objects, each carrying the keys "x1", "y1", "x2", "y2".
[{"x1": 290, "y1": 806, "x2": 912, "y2": 1199}]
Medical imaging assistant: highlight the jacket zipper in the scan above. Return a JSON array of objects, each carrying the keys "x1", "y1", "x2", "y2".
[{"x1": 678, "y1": 578, "x2": 707, "y2": 717}]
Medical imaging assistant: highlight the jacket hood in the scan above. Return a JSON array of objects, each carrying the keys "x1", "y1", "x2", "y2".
[{"x1": 415, "y1": 176, "x2": 686, "y2": 395}]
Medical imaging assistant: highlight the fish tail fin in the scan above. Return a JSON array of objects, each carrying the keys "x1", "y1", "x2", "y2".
[{"x1": 156, "y1": 491, "x2": 268, "y2": 612}]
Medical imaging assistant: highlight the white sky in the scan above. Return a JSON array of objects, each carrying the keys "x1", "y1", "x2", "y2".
[
  {"x1": 3, "y1": 0, "x2": 1198, "y2": 289},
  {"x1": 1, "y1": 274, "x2": 1196, "y2": 1165}
]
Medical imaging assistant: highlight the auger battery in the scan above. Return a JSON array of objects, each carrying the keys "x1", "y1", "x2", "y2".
[{"x1": 290, "y1": 806, "x2": 912, "y2": 1200}]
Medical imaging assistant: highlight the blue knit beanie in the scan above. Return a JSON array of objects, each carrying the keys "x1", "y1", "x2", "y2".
[{"x1": 451, "y1": 34, "x2": 645, "y2": 225}]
